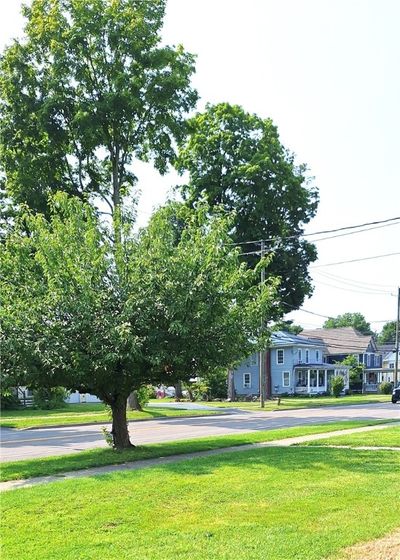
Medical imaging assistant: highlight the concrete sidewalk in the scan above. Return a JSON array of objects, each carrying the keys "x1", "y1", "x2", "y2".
[{"x1": 1, "y1": 422, "x2": 398, "y2": 493}]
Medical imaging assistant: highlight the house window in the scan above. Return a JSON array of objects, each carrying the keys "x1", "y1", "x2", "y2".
[
  {"x1": 305, "y1": 350, "x2": 309, "y2": 364},
  {"x1": 389, "y1": 363, "x2": 394, "y2": 369},
  {"x1": 296, "y1": 369, "x2": 307, "y2": 387},
  {"x1": 316, "y1": 350, "x2": 320, "y2": 362},
  {"x1": 298, "y1": 349, "x2": 302, "y2": 363},
  {"x1": 277, "y1": 349, "x2": 284, "y2": 365},
  {"x1": 282, "y1": 371, "x2": 290, "y2": 387},
  {"x1": 243, "y1": 373, "x2": 251, "y2": 389}
]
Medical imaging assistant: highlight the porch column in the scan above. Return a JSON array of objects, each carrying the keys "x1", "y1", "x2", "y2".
[
  {"x1": 307, "y1": 369, "x2": 310, "y2": 393},
  {"x1": 324, "y1": 370, "x2": 327, "y2": 391}
]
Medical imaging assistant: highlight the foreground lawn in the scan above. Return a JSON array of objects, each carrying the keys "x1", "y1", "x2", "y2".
[
  {"x1": 0, "y1": 403, "x2": 221, "y2": 429},
  {"x1": 0, "y1": 420, "x2": 391, "y2": 482},
  {"x1": 2, "y1": 446, "x2": 399, "y2": 560},
  {"x1": 201, "y1": 393, "x2": 391, "y2": 411},
  {"x1": 302, "y1": 424, "x2": 400, "y2": 448}
]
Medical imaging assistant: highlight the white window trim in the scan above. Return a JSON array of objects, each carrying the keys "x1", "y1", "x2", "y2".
[
  {"x1": 282, "y1": 371, "x2": 290, "y2": 387},
  {"x1": 277, "y1": 349, "x2": 284, "y2": 365},
  {"x1": 243, "y1": 372, "x2": 251, "y2": 389}
]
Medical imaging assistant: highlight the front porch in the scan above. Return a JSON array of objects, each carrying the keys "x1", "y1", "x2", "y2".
[
  {"x1": 294, "y1": 366, "x2": 349, "y2": 395},
  {"x1": 363, "y1": 368, "x2": 395, "y2": 393}
]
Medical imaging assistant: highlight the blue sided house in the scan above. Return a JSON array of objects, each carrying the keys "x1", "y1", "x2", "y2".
[{"x1": 233, "y1": 331, "x2": 349, "y2": 398}]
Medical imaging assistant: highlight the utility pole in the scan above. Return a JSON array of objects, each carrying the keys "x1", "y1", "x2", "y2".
[
  {"x1": 259, "y1": 240, "x2": 266, "y2": 408},
  {"x1": 394, "y1": 287, "x2": 400, "y2": 388}
]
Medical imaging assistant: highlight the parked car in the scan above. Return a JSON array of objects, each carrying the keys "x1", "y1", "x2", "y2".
[
  {"x1": 391, "y1": 386, "x2": 400, "y2": 404},
  {"x1": 164, "y1": 387, "x2": 176, "y2": 398}
]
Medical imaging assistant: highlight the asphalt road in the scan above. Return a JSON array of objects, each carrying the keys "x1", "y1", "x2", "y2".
[{"x1": 1, "y1": 402, "x2": 399, "y2": 462}]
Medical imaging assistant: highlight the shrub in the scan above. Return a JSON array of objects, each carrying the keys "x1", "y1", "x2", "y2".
[
  {"x1": 33, "y1": 387, "x2": 69, "y2": 409},
  {"x1": 379, "y1": 381, "x2": 393, "y2": 394},
  {"x1": 330, "y1": 376, "x2": 345, "y2": 398},
  {"x1": 136, "y1": 385, "x2": 154, "y2": 407},
  {"x1": 206, "y1": 369, "x2": 228, "y2": 399},
  {"x1": 0, "y1": 390, "x2": 21, "y2": 410},
  {"x1": 185, "y1": 380, "x2": 210, "y2": 401}
]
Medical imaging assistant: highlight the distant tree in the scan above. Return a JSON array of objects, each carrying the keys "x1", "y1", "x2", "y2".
[
  {"x1": 272, "y1": 321, "x2": 303, "y2": 335},
  {"x1": 175, "y1": 103, "x2": 319, "y2": 312},
  {"x1": 323, "y1": 313, "x2": 373, "y2": 335},
  {"x1": 1, "y1": 194, "x2": 278, "y2": 448},
  {"x1": 335, "y1": 355, "x2": 363, "y2": 386},
  {"x1": 377, "y1": 321, "x2": 396, "y2": 345}
]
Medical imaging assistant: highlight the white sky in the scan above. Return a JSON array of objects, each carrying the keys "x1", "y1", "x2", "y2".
[{"x1": 1, "y1": 0, "x2": 399, "y2": 332}]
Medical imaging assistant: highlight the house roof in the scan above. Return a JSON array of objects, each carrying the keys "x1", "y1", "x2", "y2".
[
  {"x1": 377, "y1": 343, "x2": 396, "y2": 354},
  {"x1": 383, "y1": 350, "x2": 399, "y2": 361},
  {"x1": 300, "y1": 327, "x2": 376, "y2": 355},
  {"x1": 271, "y1": 331, "x2": 325, "y2": 348},
  {"x1": 293, "y1": 362, "x2": 349, "y2": 370}
]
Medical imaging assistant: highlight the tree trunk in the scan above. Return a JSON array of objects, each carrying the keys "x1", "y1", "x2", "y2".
[
  {"x1": 110, "y1": 395, "x2": 134, "y2": 449},
  {"x1": 174, "y1": 381, "x2": 183, "y2": 401},
  {"x1": 227, "y1": 369, "x2": 236, "y2": 401},
  {"x1": 127, "y1": 390, "x2": 142, "y2": 411}
]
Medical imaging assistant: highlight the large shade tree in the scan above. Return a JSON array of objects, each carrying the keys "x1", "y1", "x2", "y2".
[
  {"x1": 1, "y1": 194, "x2": 278, "y2": 448},
  {"x1": 176, "y1": 103, "x2": 319, "y2": 311},
  {"x1": 0, "y1": 0, "x2": 197, "y2": 221}
]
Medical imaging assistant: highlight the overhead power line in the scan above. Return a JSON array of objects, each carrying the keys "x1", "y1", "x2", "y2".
[
  {"x1": 311, "y1": 220, "x2": 400, "y2": 243},
  {"x1": 230, "y1": 215, "x2": 400, "y2": 247},
  {"x1": 313, "y1": 270, "x2": 397, "y2": 290},
  {"x1": 311, "y1": 252, "x2": 400, "y2": 268},
  {"x1": 282, "y1": 302, "x2": 332, "y2": 319},
  {"x1": 283, "y1": 302, "x2": 394, "y2": 325},
  {"x1": 312, "y1": 279, "x2": 394, "y2": 296},
  {"x1": 302, "y1": 216, "x2": 400, "y2": 239}
]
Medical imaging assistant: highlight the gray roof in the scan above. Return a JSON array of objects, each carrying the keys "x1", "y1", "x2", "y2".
[
  {"x1": 377, "y1": 343, "x2": 396, "y2": 354},
  {"x1": 300, "y1": 327, "x2": 376, "y2": 355},
  {"x1": 271, "y1": 331, "x2": 325, "y2": 348}
]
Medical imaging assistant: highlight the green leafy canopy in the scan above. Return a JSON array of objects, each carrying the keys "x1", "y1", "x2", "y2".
[
  {"x1": 175, "y1": 102, "x2": 319, "y2": 311},
  {"x1": 323, "y1": 312, "x2": 374, "y2": 336},
  {"x1": 0, "y1": 193, "x2": 278, "y2": 405},
  {"x1": 0, "y1": 0, "x2": 197, "y2": 216}
]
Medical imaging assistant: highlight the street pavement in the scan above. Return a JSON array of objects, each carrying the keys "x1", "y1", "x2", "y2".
[{"x1": 1, "y1": 402, "x2": 399, "y2": 462}]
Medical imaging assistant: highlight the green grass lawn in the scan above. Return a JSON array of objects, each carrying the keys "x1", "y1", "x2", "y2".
[
  {"x1": 0, "y1": 403, "x2": 221, "y2": 429},
  {"x1": 2, "y1": 446, "x2": 399, "y2": 560},
  {"x1": 302, "y1": 424, "x2": 400, "y2": 448},
  {"x1": 199, "y1": 393, "x2": 391, "y2": 411},
  {"x1": 0, "y1": 420, "x2": 392, "y2": 482}
]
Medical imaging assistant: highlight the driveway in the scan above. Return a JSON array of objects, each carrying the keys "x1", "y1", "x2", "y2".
[{"x1": 1, "y1": 402, "x2": 398, "y2": 462}]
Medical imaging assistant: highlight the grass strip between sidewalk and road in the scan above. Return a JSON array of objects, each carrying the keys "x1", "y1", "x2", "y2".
[
  {"x1": 0, "y1": 419, "x2": 393, "y2": 482},
  {"x1": 300, "y1": 424, "x2": 400, "y2": 448}
]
